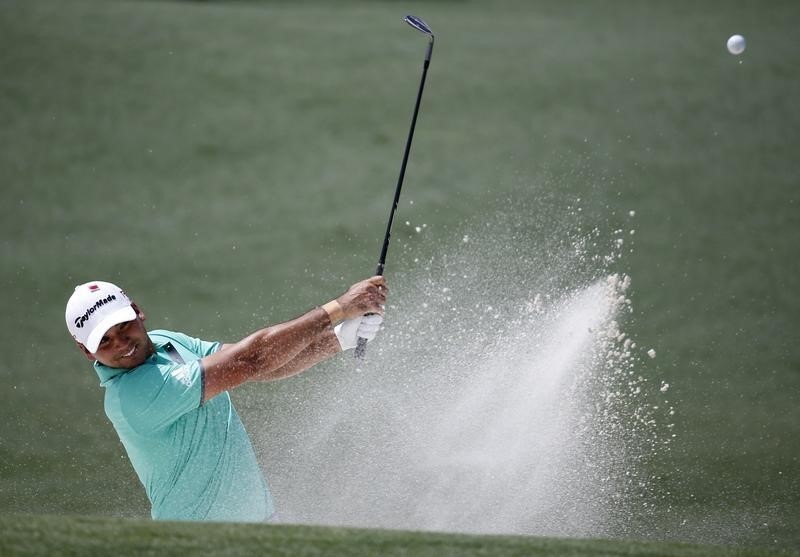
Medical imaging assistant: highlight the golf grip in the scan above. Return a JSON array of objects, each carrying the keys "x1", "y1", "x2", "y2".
[
  {"x1": 354, "y1": 336, "x2": 368, "y2": 359},
  {"x1": 354, "y1": 264, "x2": 384, "y2": 360}
]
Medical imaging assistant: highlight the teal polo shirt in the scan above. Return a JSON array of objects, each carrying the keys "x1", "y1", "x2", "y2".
[{"x1": 94, "y1": 329, "x2": 274, "y2": 522}]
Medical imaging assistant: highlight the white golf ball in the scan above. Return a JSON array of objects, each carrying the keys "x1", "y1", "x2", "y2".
[{"x1": 727, "y1": 34, "x2": 746, "y2": 55}]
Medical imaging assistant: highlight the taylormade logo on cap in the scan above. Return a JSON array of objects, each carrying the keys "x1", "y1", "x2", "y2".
[
  {"x1": 65, "y1": 281, "x2": 137, "y2": 353},
  {"x1": 74, "y1": 293, "x2": 118, "y2": 329}
]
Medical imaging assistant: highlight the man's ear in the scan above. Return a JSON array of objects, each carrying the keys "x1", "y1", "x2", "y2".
[
  {"x1": 131, "y1": 302, "x2": 145, "y2": 322},
  {"x1": 76, "y1": 341, "x2": 96, "y2": 362}
]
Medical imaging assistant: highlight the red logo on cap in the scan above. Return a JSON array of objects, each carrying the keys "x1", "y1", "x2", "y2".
[{"x1": 88, "y1": 284, "x2": 100, "y2": 292}]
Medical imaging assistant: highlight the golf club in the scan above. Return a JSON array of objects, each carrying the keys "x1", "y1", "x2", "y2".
[{"x1": 355, "y1": 15, "x2": 435, "y2": 359}]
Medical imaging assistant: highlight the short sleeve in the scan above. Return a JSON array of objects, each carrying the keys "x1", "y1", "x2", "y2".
[
  {"x1": 150, "y1": 330, "x2": 220, "y2": 357},
  {"x1": 117, "y1": 361, "x2": 204, "y2": 434}
]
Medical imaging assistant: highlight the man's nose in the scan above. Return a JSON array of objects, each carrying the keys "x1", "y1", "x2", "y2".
[{"x1": 110, "y1": 334, "x2": 128, "y2": 351}]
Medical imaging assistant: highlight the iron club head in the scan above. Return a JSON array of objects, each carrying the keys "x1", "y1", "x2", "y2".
[{"x1": 403, "y1": 15, "x2": 434, "y2": 40}]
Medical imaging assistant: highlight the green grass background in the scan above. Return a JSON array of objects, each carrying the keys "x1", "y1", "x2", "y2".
[
  {"x1": 2, "y1": 513, "x2": 798, "y2": 557},
  {"x1": 1, "y1": 0, "x2": 798, "y2": 554},
  {"x1": 4, "y1": 514, "x2": 800, "y2": 557}
]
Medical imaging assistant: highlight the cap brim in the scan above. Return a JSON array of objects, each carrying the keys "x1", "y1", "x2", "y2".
[{"x1": 84, "y1": 305, "x2": 137, "y2": 353}]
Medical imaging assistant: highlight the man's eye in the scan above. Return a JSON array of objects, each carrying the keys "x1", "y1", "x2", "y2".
[{"x1": 99, "y1": 338, "x2": 109, "y2": 346}]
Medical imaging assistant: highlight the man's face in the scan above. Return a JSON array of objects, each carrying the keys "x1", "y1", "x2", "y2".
[{"x1": 84, "y1": 306, "x2": 154, "y2": 368}]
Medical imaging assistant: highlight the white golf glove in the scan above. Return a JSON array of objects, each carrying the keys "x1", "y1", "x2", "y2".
[{"x1": 334, "y1": 314, "x2": 384, "y2": 351}]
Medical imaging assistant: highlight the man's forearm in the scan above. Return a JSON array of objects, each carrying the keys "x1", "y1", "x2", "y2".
[
  {"x1": 201, "y1": 276, "x2": 385, "y2": 402},
  {"x1": 202, "y1": 307, "x2": 336, "y2": 401},
  {"x1": 249, "y1": 329, "x2": 341, "y2": 382}
]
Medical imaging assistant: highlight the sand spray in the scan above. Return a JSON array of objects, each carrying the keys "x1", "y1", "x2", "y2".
[{"x1": 244, "y1": 196, "x2": 674, "y2": 537}]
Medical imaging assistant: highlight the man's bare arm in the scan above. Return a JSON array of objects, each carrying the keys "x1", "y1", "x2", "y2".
[
  {"x1": 201, "y1": 307, "x2": 332, "y2": 402},
  {"x1": 249, "y1": 329, "x2": 341, "y2": 382},
  {"x1": 200, "y1": 276, "x2": 386, "y2": 402}
]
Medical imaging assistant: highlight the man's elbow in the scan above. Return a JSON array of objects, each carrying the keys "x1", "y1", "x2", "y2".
[{"x1": 237, "y1": 330, "x2": 285, "y2": 374}]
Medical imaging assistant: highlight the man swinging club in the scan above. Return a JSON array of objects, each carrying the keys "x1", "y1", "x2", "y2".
[{"x1": 64, "y1": 276, "x2": 387, "y2": 522}]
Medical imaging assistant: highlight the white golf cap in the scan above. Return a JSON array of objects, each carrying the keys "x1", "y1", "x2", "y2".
[{"x1": 65, "y1": 281, "x2": 137, "y2": 353}]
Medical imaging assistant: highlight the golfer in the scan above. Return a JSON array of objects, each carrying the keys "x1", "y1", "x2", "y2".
[{"x1": 65, "y1": 277, "x2": 387, "y2": 522}]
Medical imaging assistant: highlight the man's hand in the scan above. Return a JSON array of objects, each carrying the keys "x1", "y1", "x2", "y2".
[
  {"x1": 335, "y1": 276, "x2": 388, "y2": 321},
  {"x1": 335, "y1": 314, "x2": 384, "y2": 350}
]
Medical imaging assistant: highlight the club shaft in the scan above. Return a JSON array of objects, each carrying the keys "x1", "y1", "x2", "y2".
[
  {"x1": 355, "y1": 40, "x2": 433, "y2": 360},
  {"x1": 376, "y1": 54, "x2": 432, "y2": 276}
]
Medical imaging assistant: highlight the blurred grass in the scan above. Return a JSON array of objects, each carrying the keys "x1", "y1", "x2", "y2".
[
  {"x1": 1, "y1": 0, "x2": 798, "y2": 550},
  {"x1": 1, "y1": 513, "x2": 798, "y2": 557}
]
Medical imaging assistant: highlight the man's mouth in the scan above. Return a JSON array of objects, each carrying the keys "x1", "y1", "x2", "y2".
[{"x1": 120, "y1": 344, "x2": 137, "y2": 359}]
